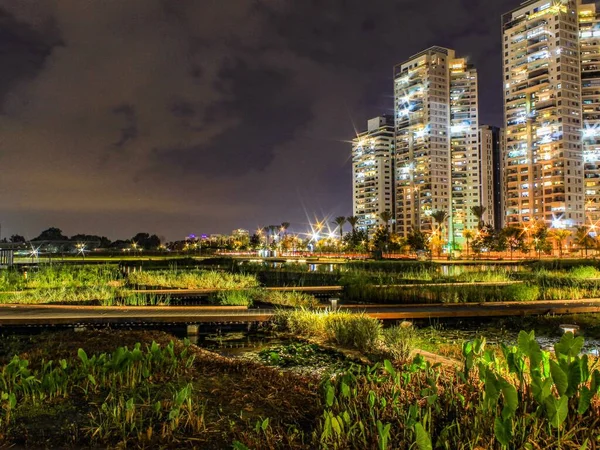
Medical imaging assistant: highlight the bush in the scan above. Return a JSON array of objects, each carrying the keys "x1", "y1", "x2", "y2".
[
  {"x1": 260, "y1": 291, "x2": 320, "y2": 308},
  {"x1": 382, "y1": 325, "x2": 417, "y2": 361},
  {"x1": 210, "y1": 290, "x2": 254, "y2": 306},
  {"x1": 570, "y1": 266, "x2": 600, "y2": 279},
  {"x1": 277, "y1": 309, "x2": 383, "y2": 352},
  {"x1": 503, "y1": 283, "x2": 539, "y2": 301}
]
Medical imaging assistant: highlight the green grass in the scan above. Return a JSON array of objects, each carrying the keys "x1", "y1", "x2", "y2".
[{"x1": 127, "y1": 269, "x2": 259, "y2": 290}]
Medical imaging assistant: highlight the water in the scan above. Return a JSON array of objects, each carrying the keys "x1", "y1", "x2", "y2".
[
  {"x1": 428, "y1": 326, "x2": 600, "y2": 356},
  {"x1": 185, "y1": 331, "x2": 289, "y2": 357}
]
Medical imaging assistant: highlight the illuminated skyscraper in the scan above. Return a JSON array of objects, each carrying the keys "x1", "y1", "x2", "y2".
[
  {"x1": 352, "y1": 116, "x2": 395, "y2": 234},
  {"x1": 394, "y1": 47, "x2": 480, "y2": 242},
  {"x1": 502, "y1": 0, "x2": 584, "y2": 229},
  {"x1": 579, "y1": 2, "x2": 600, "y2": 226}
]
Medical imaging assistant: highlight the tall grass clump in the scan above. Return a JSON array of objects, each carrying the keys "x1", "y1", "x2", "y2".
[
  {"x1": 569, "y1": 265, "x2": 600, "y2": 279},
  {"x1": 382, "y1": 325, "x2": 418, "y2": 361},
  {"x1": 26, "y1": 265, "x2": 120, "y2": 289},
  {"x1": 0, "y1": 286, "x2": 120, "y2": 305},
  {"x1": 276, "y1": 309, "x2": 385, "y2": 353},
  {"x1": 259, "y1": 291, "x2": 320, "y2": 308},
  {"x1": 209, "y1": 289, "x2": 254, "y2": 306},
  {"x1": 502, "y1": 283, "x2": 539, "y2": 301},
  {"x1": 127, "y1": 270, "x2": 259, "y2": 290}
]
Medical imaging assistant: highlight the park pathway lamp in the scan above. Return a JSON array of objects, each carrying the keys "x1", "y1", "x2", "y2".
[{"x1": 76, "y1": 243, "x2": 86, "y2": 260}]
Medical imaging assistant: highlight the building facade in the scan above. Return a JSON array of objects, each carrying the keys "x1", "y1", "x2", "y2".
[
  {"x1": 352, "y1": 116, "x2": 395, "y2": 234},
  {"x1": 579, "y1": 1, "x2": 600, "y2": 226},
  {"x1": 502, "y1": 0, "x2": 584, "y2": 229},
  {"x1": 394, "y1": 47, "x2": 481, "y2": 243},
  {"x1": 479, "y1": 125, "x2": 505, "y2": 229}
]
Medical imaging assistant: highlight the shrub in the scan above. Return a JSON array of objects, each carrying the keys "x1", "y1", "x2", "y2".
[
  {"x1": 570, "y1": 266, "x2": 600, "y2": 279},
  {"x1": 382, "y1": 325, "x2": 417, "y2": 361},
  {"x1": 260, "y1": 291, "x2": 320, "y2": 308},
  {"x1": 503, "y1": 283, "x2": 539, "y2": 301},
  {"x1": 277, "y1": 310, "x2": 383, "y2": 353},
  {"x1": 210, "y1": 290, "x2": 254, "y2": 306}
]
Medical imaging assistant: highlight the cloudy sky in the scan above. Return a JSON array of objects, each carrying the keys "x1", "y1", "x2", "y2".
[{"x1": 0, "y1": 0, "x2": 519, "y2": 240}]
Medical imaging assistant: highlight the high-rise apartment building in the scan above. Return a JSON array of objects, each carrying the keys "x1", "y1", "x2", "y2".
[
  {"x1": 394, "y1": 47, "x2": 481, "y2": 242},
  {"x1": 450, "y1": 58, "x2": 481, "y2": 237},
  {"x1": 579, "y1": 2, "x2": 600, "y2": 225},
  {"x1": 352, "y1": 116, "x2": 395, "y2": 234},
  {"x1": 479, "y1": 125, "x2": 505, "y2": 229},
  {"x1": 502, "y1": 0, "x2": 584, "y2": 229}
]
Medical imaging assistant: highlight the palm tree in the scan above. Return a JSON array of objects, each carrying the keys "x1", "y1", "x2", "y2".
[
  {"x1": 332, "y1": 216, "x2": 347, "y2": 239},
  {"x1": 463, "y1": 229, "x2": 476, "y2": 259},
  {"x1": 550, "y1": 229, "x2": 571, "y2": 258},
  {"x1": 379, "y1": 211, "x2": 393, "y2": 231},
  {"x1": 471, "y1": 205, "x2": 487, "y2": 230},
  {"x1": 431, "y1": 210, "x2": 448, "y2": 229},
  {"x1": 574, "y1": 226, "x2": 595, "y2": 257},
  {"x1": 280, "y1": 222, "x2": 290, "y2": 238},
  {"x1": 346, "y1": 216, "x2": 359, "y2": 234},
  {"x1": 261, "y1": 226, "x2": 270, "y2": 246}
]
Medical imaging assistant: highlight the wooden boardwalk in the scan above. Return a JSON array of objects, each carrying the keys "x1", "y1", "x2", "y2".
[{"x1": 1, "y1": 298, "x2": 600, "y2": 326}]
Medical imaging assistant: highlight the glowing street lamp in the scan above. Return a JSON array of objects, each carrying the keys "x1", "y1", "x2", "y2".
[{"x1": 76, "y1": 242, "x2": 86, "y2": 260}]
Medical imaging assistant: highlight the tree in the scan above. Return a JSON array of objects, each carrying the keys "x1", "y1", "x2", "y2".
[
  {"x1": 280, "y1": 222, "x2": 290, "y2": 237},
  {"x1": 532, "y1": 224, "x2": 552, "y2": 259},
  {"x1": 131, "y1": 233, "x2": 161, "y2": 250},
  {"x1": 574, "y1": 226, "x2": 595, "y2": 257},
  {"x1": 431, "y1": 210, "x2": 448, "y2": 229},
  {"x1": 346, "y1": 216, "x2": 359, "y2": 234},
  {"x1": 371, "y1": 226, "x2": 390, "y2": 258},
  {"x1": 379, "y1": 211, "x2": 393, "y2": 231},
  {"x1": 343, "y1": 229, "x2": 368, "y2": 252},
  {"x1": 407, "y1": 228, "x2": 427, "y2": 253},
  {"x1": 470, "y1": 205, "x2": 487, "y2": 230},
  {"x1": 502, "y1": 226, "x2": 526, "y2": 260},
  {"x1": 463, "y1": 229, "x2": 475, "y2": 258},
  {"x1": 33, "y1": 227, "x2": 68, "y2": 241},
  {"x1": 332, "y1": 216, "x2": 347, "y2": 239},
  {"x1": 550, "y1": 229, "x2": 571, "y2": 258},
  {"x1": 249, "y1": 233, "x2": 262, "y2": 250},
  {"x1": 9, "y1": 234, "x2": 26, "y2": 243},
  {"x1": 431, "y1": 210, "x2": 449, "y2": 255}
]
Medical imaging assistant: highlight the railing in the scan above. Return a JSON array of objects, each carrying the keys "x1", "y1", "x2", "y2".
[{"x1": 0, "y1": 250, "x2": 13, "y2": 267}]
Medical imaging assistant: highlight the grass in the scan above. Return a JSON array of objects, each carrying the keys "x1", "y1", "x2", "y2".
[
  {"x1": 258, "y1": 291, "x2": 320, "y2": 308},
  {"x1": 127, "y1": 269, "x2": 259, "y2": 290},
  {"x1": 209, "y1": 289, "x2": 255, "y2": 306},
  {"x1": 275, "y1": 309, "x2": 416, "y2": 357}
]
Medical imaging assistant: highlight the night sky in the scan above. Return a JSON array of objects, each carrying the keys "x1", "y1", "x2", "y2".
[{"x1": 0, "y1": 0, "x2": 520, "y2": 241}]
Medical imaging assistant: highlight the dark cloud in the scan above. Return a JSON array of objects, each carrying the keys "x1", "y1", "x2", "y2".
[
  {"x1": 111, "y1": 104, "x2": 137, "y2": 149},
  {"x1": 0, "y1": 7, "x2": 60, "y2": 110},
  {"x1": 0, "y1": 0, "x2": 520, "y2": 239}
]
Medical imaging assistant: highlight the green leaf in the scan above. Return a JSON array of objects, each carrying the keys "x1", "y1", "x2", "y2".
[
  {"x1": 567, "y1": 360, "x2": 583, "y2": 397},
  {"x1": 87, "y1": 374, "x2": 97, "y2": 386},
  {"x1": 577, "y1": 386, "x2": 594, "y2": 415},
  {"x1": 231, "y1": 441, "x2": 250, "y2": 450},
  {"x1": 331, "y1": 416, "x2": 341, "y2": 436},
  {"x1": 494, "y1": 417, "x2": 512, "y2": 447},
  {"x1": 415, "y1": 423, "x2": 432, "y2": 450},
  {"x1": 544, "y1": 395, "x2": 568, "y2": 428},
  {"x1": 383, "y1": 359, "x2": 396, "y2": 377},
  {"x1": 580, "y1": 438, "x2": 589, "y2": 450},
  {"x1": 555, "y1": 333, "x2": 584, "y2": 361},
  {"x1": 550, "y1": 360, "x2": 568, "y2": 396},
  {"x1": 325, "y1": 384, "x2": 335, "y2": 408},
  {"x1": 77, "y1": 348, "x2": 88, "y2": 365},
  {"x1": 261, "y1": 417, "x2": 269, "y2": 431},
  {"x1": 500, "y1": 381, "x2": 518, "y2": 420}
]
